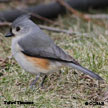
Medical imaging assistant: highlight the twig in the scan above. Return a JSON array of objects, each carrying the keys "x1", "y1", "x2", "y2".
[
  {"x1": 85, "y1": 14, "x2": 108, "y2": 19},
  {"x1": 39, "y1": 25, "x2": 87, "y2": 36},
  {"x1": 0, "y1": 22, "x2": 11, "y2": 26},
  {"x1": 56, "y1": 0, "x2": 90, "y2": 22},
  {"x1": 39, "y1": 25, "x2": 75, "y2": 35},
  {"x1": 31, "y1": 13, "x2": 58, "y2": 25},
  {"x1": 57, "y1": 0, "x2": 105, "y2": 27}
]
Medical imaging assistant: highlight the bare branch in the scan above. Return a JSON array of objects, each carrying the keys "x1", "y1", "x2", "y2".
[
  {"x1": 39, "y1": 25, "x2": 75, "y2": 35},
  {"x1": 0, "y1": 22, "x2": 11, "y2": 26},
  {"x1": 39, "y1": 25, "x2": 87, "y2": 36},
  {"x1": 56, "y1": 0, "x2": 90, "y2": 22},
  {"x1": 85, "y1": 14, "x2": 108, "y2": 19}
]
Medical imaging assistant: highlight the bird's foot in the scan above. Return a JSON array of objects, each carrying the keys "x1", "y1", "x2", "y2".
[
  {"x1": 40, "y1": 75, "x2": 47, "y2": 89},
  {"x1": 29, "y1": 74, "x2": 40, "y2": 89}
]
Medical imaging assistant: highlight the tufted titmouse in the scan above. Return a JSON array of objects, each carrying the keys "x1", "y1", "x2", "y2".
[{"x1": 5, "y1": 15, "x2": 103, "y2": 88}]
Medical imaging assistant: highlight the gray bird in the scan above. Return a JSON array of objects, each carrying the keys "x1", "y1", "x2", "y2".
[{"x1": 5, "y1": 15, "x2": 103, "y2": 88}]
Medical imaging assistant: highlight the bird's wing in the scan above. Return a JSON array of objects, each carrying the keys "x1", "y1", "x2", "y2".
[{"x1": 18, "y1": 35, "x2": 80, "y2": 65}]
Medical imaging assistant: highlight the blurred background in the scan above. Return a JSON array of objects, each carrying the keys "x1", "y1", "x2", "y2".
[{"x1": 0, "y1": 0, "x2": 108, "y2": 108}]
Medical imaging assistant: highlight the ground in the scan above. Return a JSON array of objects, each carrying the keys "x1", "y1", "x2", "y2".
[{"x1": 0, "y1": 11, "x2": 108, "y2": 108}]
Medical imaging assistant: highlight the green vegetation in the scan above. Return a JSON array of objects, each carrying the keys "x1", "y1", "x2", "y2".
[{"x1": 0, "y1": 14, "x2": 108, "y2": 108}]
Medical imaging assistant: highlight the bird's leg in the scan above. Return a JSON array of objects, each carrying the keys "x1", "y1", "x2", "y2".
[
  {"x1": 40, "y1": 75, "x2": 47, "y2": 87},
  {"x1": 30, "y1": 74, "x2": 40, "y2": 88}
]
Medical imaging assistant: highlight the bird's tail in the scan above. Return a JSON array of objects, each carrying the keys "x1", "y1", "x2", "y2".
[{"x1": 67, "y1": 63, "x2": 103, "y2": 80}]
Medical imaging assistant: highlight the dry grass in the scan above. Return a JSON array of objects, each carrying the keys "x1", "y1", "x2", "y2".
[{"x1": 0, "y1": 13, "x2": 108, "y2": 108}]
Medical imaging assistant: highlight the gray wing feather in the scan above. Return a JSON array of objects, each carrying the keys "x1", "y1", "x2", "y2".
[{"x1": 18, "y1": 29, "x2": 79, "y2": 65}]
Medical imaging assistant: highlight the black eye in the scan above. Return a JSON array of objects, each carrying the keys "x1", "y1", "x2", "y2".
[{"x1": 16, "y1": 26, "x2": 20, "y2": 32}]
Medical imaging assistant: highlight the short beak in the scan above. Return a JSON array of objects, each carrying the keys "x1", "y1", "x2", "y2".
[{"x1": 5, "y1": 32, "x2": 14, "y2": 37}]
